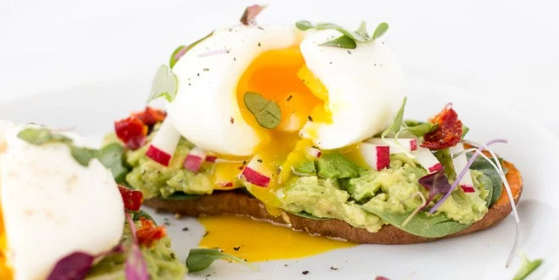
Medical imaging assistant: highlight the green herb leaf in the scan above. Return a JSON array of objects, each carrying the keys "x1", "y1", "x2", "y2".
[
  {"x1": 476, "y1": 173, "x2": 494, "y2": 207},
  {"x1": 169, "y1": 32, "x2": 214, "y2": 69},
  {"x1": 243, "y1": 92, "x2": 281, "y2": 129},
  {"x1": 461, "y1": 125, "x2": 470, "y2": 139},
  {"x1": 295, "y1": 20, "x2": 315, "y2": 31},
  {"x1": 98, "y1": 143, "x2": 130, "y2": 183},
  {"x1": 355, "y1": 21, "x2": 368, "y2": 38},
  {"x1": 381, "y1": 97, "x2": 407, "y2": 138},
  {"x1": 372, "y1": 22, "x2": 389, "y2": 40},
  {"x1": 319, "y1": 35, "x2": 357, "y2": 49},
  {"x1": 512, "y1": 252, "x2": 543, "y2": 280},
  {"x1": 317, "y1": 153, "x2": 361, "y2": 179},
  {"x1": 17, "y1": 128, "x2": 72, "y2": 145},
  {"x1": 468, "y1": 153, "x2": 507, "y2": 206},
  {"x1": 404, "y1": 122, "x2": 438, "y2": 137},
  {"x1": 132, "y1": 209, "x2": 156, "y2": 223},
  {"x1": 434, "y1": 148, "x2": 456, "y2": 181},
  {"x1": 70, "y1": 146, "x2": 100, "y2": 167},
  {"x1": 186, "y1": 248, "x2": 257, "y2": 273},
  {"x1": 169, "y1": 45, "x2": 187, "y2": 69},
  {"x1": 147, "y1": 64, "x2": 178, "y2": 103},
  {"x1": 362, "y1": 204, "x2": 471, "y2": 238}
]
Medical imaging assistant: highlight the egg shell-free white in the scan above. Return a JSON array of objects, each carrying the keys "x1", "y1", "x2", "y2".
[{"x1": 0, "y1": 124, "x2": 124, "y2": 280}]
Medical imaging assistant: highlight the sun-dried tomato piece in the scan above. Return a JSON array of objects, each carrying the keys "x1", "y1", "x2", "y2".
[
  {"x1": 136, "y1": 217, "x2": 167, "y2": 248},
  {"x1": 421, "y1": 104, "x2": 463, "y2": 150},
  {"x1": 132, "y1": 107, "x2": 167, "y2": 127},
  {"x1": 115, "y1": 116, "x2": 147, "y2": 150},
  {"x1": 118, "y1": 185, "x2": 144, "y2": 212}
]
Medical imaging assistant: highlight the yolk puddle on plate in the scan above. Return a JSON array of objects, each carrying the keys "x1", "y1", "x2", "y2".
[{"x1": 198, "y1": 215, "x2": 355, "y2": 262}]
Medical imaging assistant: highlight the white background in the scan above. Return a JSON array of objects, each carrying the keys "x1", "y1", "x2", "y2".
[{"x1": 2, "y1": 0, "x2": 559, "y2": 134}]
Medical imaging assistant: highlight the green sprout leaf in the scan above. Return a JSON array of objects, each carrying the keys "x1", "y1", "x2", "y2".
[
  {"x1": 404, "y1": 122, "x2": 438, "y2": 137},
  {"x1": 372, "y1": 22, "x2": 389, "y2": 40},
  {"x1": 295, "y1": 20, "x2": 389, "y2": 49},
  {"x1": 169, "y1": 32, "x2": 214, "y2": 69},
  {"x1": 512, "y1": 252, "x2": 543, "y2": 280},
  {"x1": 244, "y1": 92, "x2": 281, "y2": 129},
  {"x1": 70, "y1": 146, "x2": 100, "y2": 167},
  {"x1": 147, "y1": 64, "x2": 178, "y2": 103},
  {"x1": 319, "y1": 35, "x2": 357, "y2": 49},
  {"x1": 381, "y1": 97, "x2": 407, "y2": 138},
  {"x1": 186, "y1": 248, "x2": 257, "y2": 273},
  {"x1": 97, "y1": 143, "x2": 130, "y2": 183}
]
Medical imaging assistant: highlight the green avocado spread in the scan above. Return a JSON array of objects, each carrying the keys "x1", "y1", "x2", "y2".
[{"x1": 107, "y1": 130, "x2": 499, "y2": 238}]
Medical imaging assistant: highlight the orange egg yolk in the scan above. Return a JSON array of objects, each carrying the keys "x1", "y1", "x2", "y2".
[{"x1": 198, "y1": 215, "x2": 355, "y2": 262}]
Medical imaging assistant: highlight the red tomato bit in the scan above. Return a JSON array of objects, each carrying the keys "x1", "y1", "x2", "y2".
[
  {"x1": 115, "y1": 116, "x2": 148, "y2": 150},
  {"x1": 136, "y1": 217, "x2": 167, "y2": 248},
  {"x1": 421, "y1": 104, "x2": 463, "y2": 150},
  {"x1": 118, "y1": 185, "x2": 144, "y2": 212},
  {"x1": 132, "y1": 107, "x2": 167, "y2": 127}
]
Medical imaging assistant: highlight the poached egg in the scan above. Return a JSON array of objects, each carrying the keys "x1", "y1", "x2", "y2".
[
  {"x1": 169, "y1": 23, "x2": 404, "y2": 157},
  {"x1": 0, "y1": 122, "x2": 124, "y2": 280}
]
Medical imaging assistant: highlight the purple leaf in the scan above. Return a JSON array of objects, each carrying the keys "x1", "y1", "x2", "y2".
[
  {"x1": 418, "y1": 167, "x2": 451, "y2": 207},
  {"x1": 124, "y1": 244, "x2": 150, "y2": 280},
  {"x1": 47, "y1": 252, "x2": 95, "y2": 280},
  {"x1": 240, "y1": 4, "x2": 266, "y2": 25}
]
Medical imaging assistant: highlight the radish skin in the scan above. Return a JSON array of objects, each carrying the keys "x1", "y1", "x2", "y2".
[
  {"x1": 412, "y1": 147, "x2": 442, "y2": 173},
  {"x1": 241, "y1": 156, "x2": 272, "y2": 187},
  {"x1": 146, "y1": 118, "x2": 181, "y2": 166},
  {"x1": 183, "y1": 147, "x2": 207, "y2": 172},
  {"x1": 360, "y1": 143, "x2": 390, "y2": 171},
  {"x1": 450, "y1": 143, "x2": 474, "y2": 192},
  {"x1": 367, "y1": 138, "x2": 417, "y2": 154}
]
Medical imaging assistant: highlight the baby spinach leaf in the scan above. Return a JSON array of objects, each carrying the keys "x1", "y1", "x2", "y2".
[
  {"x1": 476, "y1": 173, "x2": 494, "y2": 207},
  {"x1": 362, "y1": 204, "x2": 471, "y2": 238},
  {"x1": 244, "y1": 92, "x2": 281, "y2": 129},
  {"x1": 317, "y1": 153, "x2": 361, "y2": 179},
  {"x1": 147, "y1": 64, "x2": 178, "y2": 103},
  {"x1": 70, "y1": 146, "x2": 100, "y2": 167},
  {"x1": 165, "y1": 192, "x2": 201, "y2": 201},
  {"x1": 468, "y1": 153, "x2": 506, "y2": 206},
  {"x1": 186, "y1": 248, "x2": 257, "y2": 273},
  {"x1": 404, "y1": 122, "x2": 438, "y2": 137},
  {"x1": 98, "y1": 143, "x2": 130, "y2": 184},
  {"x1": 319, "y1": 35, "x2": 357, "y2": 49},
  {"x1": 381, "y1": 97, "x2": 407, "y2": 138},
  {"x1": 512, "y1": 253, "x2": 543, "y2": 280}
]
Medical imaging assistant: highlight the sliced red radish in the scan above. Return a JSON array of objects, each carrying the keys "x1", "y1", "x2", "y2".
[
  {"x1": 450, "y1": 143, "x2": 475, "y2": 192},
  {"x1": 145, "y1": 118, "x2": 181, "y2": 166},
  {"x1": 205, "y1": 155, "x2": 217, "y2": 163},
  {"x1": 412, "y1": 147, "x2": 442, "y2": 173},
  {"x1": 359, "y1": 142, "x2": 390, "y2": 171},
  {"x1": 183, "y1": 147, "x2": 207, "y2": 172},
  {"x1": 306, "y1": 147, "x2": 322, "y2": 158},
  {"x1": 366, "y1": 138, "x2": 417, "y2": 154},
  {"x1": 241, "y1": 156, "x2": 272, "y2": 187}
]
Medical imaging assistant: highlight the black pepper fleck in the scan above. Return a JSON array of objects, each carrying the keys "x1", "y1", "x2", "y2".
[
  {"x1": 258, "y1": 26, "x2": 265, "y2": 30},
  {"x1": 243, "y1": 160, "x2": 247, "y2": 165},
  {"x1": 203, "y1": 231, "x2": 209, "y2": 237},
  {"x1": 206, "y1": 274, "x2": 211, "y2": 277},
  {"x1": 347, "y1": 50, "x2": 352, "y2": 54},
  {"x1": 302, "y1": 271, "x2": 309, "y2": 275},
  {"x1": 230, "y1": 117, "x2": 235, "y2": 124},
  {"x1": 203, "y1": 68, "x2": 209, "y2": 71},
  {"x1": 284, "y1": 264, "x2": 288, "y2": 267},
  {"x1": 182, "y1": 227, "x2": 189, "y2": 231},
  {"x1": 197, "y1": 73, "x2": 200, "y2": 76},
  {"x1": 330, "y1": 266, "x2": 338, "y2": 271},
  {"x1": 164, "y1": 221, "x2": 171, "y2": 226},
  {"x1": 234, "y1": 57, "x2": 237, "y2": 61},
  {"x1": 170, "y1": 253, "x2": 176, "y2": 259},
  {"x1": 257, "y1": 159, "x2": 263, "y2": 163},
  {"x1": 233, "y1": 246, "x2": 241, "y2": 251},
  {"x1": 286, "y1": 95, "x2": 293, "y2": 101},
  {"x1": 308, "y1": 116, "x2": 313, "y2": 122},
  {"x1": 329, "y1": 62, "x2": 333, "y2": 64},
  {"x1": 258, "y1": 42, "x2": 261, "y2": 47}
]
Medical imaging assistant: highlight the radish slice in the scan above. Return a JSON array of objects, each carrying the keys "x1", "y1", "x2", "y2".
[
  {"x1": 360, "y1": 143, "x2": 390, "y2": 171},
  {"x1": 145, "y1": 118, "x2": 181, "y2": 166},
  {"x1": 205, "y1": 155, "x2": 217, "y2": 163},
  {"x1": 367, "y1": 138, "x2": 417, "y2": 154},
  {"x1": 306, "y1": 147, "x2": 322, "y2": 158},
  {"x1": 183, "y1": 147, "x2": 207, "y2": 172},
  {"x1": 412, "y1": 147, "x2": 442, "y2": 173},
  {"x1": 450, "y1": 143, "x2": 474, "y2": 192},
  {"x1": 241, "y1": 156, "x2": 272, "y2": 187}
]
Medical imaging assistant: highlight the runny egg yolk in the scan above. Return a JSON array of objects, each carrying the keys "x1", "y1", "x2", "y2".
[
  {"x1": 0, "y1": 169, "x2": 13, "y2": 279},
  {"x1": 234, "y1": 47, "x2": 333, "y2": 209},
  {"x1": 198, "y1": 215, "x2": 355, "y2": 262}
]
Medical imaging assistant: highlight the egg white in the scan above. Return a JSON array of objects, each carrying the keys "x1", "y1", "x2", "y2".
[
  {"x1": 169, "y1": 24, "x2": 304, "y2": 156},
  {"x1": 299, "y1": 29, "x2": 405, "y2": 149},
  {"x1": 0, "y1": 123, "x2": 124, "y2": 280}
]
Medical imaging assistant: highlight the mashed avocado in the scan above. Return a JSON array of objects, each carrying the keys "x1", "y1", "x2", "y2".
[
  {"x1": 86, "y1": 222, "x2": 186, "y2": 279},
  {"x1": 111, "y1": 132, "x2": 494, "y2": 236}
]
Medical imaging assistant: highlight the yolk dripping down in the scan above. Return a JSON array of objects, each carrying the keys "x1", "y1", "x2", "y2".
[
  {"x1": 235, "y1": 47, "x2": 333, "y2": 209},
  {"x1": 198, "y1": 215, "x2": 355, "y2": 262}
]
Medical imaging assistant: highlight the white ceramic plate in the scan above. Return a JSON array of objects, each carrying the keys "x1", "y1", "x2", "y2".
[{"x1": 1, "y1": 79, "x2": 559, "y2": 280}]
